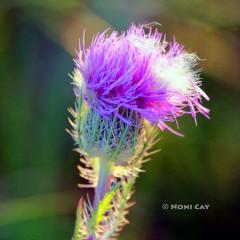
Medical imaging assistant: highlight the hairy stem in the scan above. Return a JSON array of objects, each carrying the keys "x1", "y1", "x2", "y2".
[
  {"x1": 88, "y1": 157, "x2": 112, "y2": 240},
  {"x1": 93, "y1": 158, "x2": 111, "y2": 209},
  {"x1": 73, "y1": 157, "x2": 112, "y2": 240}
]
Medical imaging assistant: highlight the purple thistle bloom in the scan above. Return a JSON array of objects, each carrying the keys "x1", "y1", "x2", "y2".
[{"x1": 75, "y1": 24, "x2": 209, "y2": 136}]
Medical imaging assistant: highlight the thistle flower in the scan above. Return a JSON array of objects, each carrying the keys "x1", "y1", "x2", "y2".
[
  {"x1": 75, "y1": 24, "x2": 209, "y2": 136},
  {"x1": 70, "y1": 23, "x2": 210, "y2": 240}
]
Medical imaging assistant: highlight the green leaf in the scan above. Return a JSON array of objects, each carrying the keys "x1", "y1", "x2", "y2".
[{"x1": 87, "y1": 183, "x2": 121, "y2": 233}]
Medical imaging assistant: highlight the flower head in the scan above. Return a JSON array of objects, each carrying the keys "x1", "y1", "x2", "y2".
[{"x1": 75, "y1": 24, "x2": 209, "y2": 135}]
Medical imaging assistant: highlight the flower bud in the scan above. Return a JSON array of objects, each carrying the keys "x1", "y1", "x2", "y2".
[{"x1": 79, "y1": 105, "x2": 142, "y2": 164}]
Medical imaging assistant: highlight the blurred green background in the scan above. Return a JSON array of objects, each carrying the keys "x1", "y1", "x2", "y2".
[{"x1": 0, "y1": 0, "x2": 240, "y2": 239}]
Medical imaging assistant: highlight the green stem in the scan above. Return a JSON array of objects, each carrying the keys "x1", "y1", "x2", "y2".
[
  {"x1": 72, "y1": 157, "x2": 112, "y2": 240},
  {"x1": 90, "y1": 158, "x2": 112, "y2": 239},
  {"x1": 93, "y1": 158, "x2": 111, "y2": 208}
]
